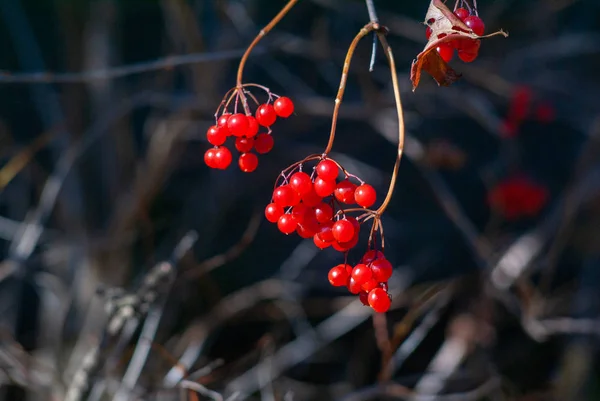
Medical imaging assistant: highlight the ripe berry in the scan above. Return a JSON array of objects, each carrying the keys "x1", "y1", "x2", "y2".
[
  {"x1": 255, "y1": 104, "x2": 277, "y2": 127},
  {"x1": 328, "y1": 264, "x2": 349, "y2": 287},
  {"x1": 290, "y1": 171, "x2": 312, "y2": 196},
  {"x1": 302, "y1": 188, "x2": 323, "y2": 207},
  {"x1": 334, "y1": 180, "x2": 357, "y2": 204},
  {"x1": 227, "y1": 113, "x2": 249, "y2": 137},
  {"x1": 273, "y1": 185, "x2": 300, "y2": 207},
  {"x1": 204, "y1": 148, "x2": 217, "y2": 168},
  {"x1": 354, "y1": 184, "x2": 377, "y2": 208},
  {"x1": 238, "y1": 153, "x2": 258, "y2": 172},
  {"x1": 359, "y1": 291, "x2": 369, "y2": 306},
  {"x1": 351, "y1": 263, "x2": 372, "y2": 285},
  {"x1": 332, "y1": 233, "x2": 359, "y2": 252},
  {"x1": 235, "y1": 137, "x2": 254, "y2": 153},
  {"x1": 362, "y1": 250, "x2": 385, "y2": 264},
  {"x1": 316, "y1": 222, "x2": 334, "y2": 242},
  {"x1": 265, "y1": 203, "x2": 284, "y2": 223},
  {"x1": 297, "y1": 217, "x2": 319, "y2": 238},
  {"x1": 291, "y1": 203, "x2": 310, "y2": 222},
  {"x1": 314, "y1": 177, "x2": 336, "y2": 197},
  {"x1": 457, "y1": 39, "x2": 480, "y2": 63},
  {"x1": 368, "y1": 288, "x2": 391, "y2": 313},
  {"x1": 273, "y1": 96, "x2": 294, "y2": 118},
  {"x1": 347, "y1": 277, "x2": 362, "y2": 294},
  {"x1": 214, "y1": 146, "x2": 232, "y2": 169},
  {"x1": 437, "y1": 43, "x2": 454, "y2": 62},
  {"x1": 332, "y1": 219, "x2": 355, "y2": 243},
  {"x1": 346, "y1": 216, "x2": 360, "y2": 232},
  {"x1": 370, "y1": 258, "x2": 393, "y2": 282},
  {"x1": 207, "y1": 125, "x2": 227, "y2": 146},
  {"x1": 464, "y1": 15, "x2": 485, "y2": 36},
  {"x1": 313, "y1": 202, "x2": 333, "y2": 223},
  {"x1": 254, "y1": 133, "x2": 274, "y2": 154},
  {"x1": 313, "y1": 233, "x2": 331, "y2": 249},
  {"x1": 454, "y1": 7, "x2": 469, "y2": 21},
  {"x1": 316, "y1": 159, "x2": 339, "y2": 181},
  {"x1": 246, "y1": 116, "x2": 259, "y2": 137},
  {"x1": 362, "y1": 279, "x2": 379, "y2": 292},
  {"x1": 217, "y1": 113, "x2": 231, "y2": 128},
  {"x1": 277, "y1": 214, "x2": 297, "y2": 234}
]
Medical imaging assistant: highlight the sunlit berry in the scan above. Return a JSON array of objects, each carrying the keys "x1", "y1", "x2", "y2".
[
  {"x1": 254, "y1": 133, "x2": 274, "y2": 154},
  {"x1": 354, "y1": 184, "x2": 377, "y2": 208},
  {"x1": 273, "y1": 97, "x2": 294, "y2": 118},
  {"x1": 227, "y1": 113, "x2": 249, "y2": 137},
  {"x1": 238, "y1": 153, "x2": 258, "y2": 172},
  {"x1": 265, "y1": 203, "x2": 283, "y2": 223},
  {"x1": 256, "y1": 104, "x2": 277, "y2": 127},
  {"x1": 207, "y1": 125, "x2": 227, "y2": 146},
  {"x1": 368, "y1": 288, "x2": 391, "y2": 313}
]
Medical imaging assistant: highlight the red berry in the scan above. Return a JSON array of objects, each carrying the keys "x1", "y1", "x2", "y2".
[
  {"x1": 332, "y1": 233, "x2": 359, "y2": 252},
  {"x1": 334, "y1": 180, "x2": 357, "y2": 204},
  {"x1": 316, "y1": 222, "x2": 334, "y2": 242},
  {"x1": 273, "y1": 185, "x2": 300, "y2": 207},
  {"x1": 265, "y1": 203, "x2": 283, "y2": 223},
  {"x1": 227, "y1": 113, "x2": 249, "y2": 137},
  {"x1": 346, "y1": 216, "x2": 361, "y2": 232},
  {"x1": 359, "y1": 291, "x2": 369, "y2": 306},
  {"x1": 368, "y1": 288, "x2": 391, "y2": 313},
  {"x1": 313, "y1": 233, "x2": 331, "y2": 249},
  {"x1": 454, "y1": 7, "x2": 469, "y2": 21},
  {"x1": 255, "y1": 104, "x2": 277, "y2": 127},
  {"x1": 235, "y1": 137, "x2": 254, "y2": 153},
  {"x1": 362, "y1": 279, "x2": 379, "y2": 292},
  {"x1": 370, "y1": 258, "x2": 393, "y2": 282},
  {"x1": 351, "y1": 263, "x2": 372, "y2": 285},
  {"x1": 316, "y1": 159, "x2": 339, "y2": 181},
  {"x1": 464, "y1": 15, "x2": 485, "y2": 36},
  {"x1": 291, "y1": 203, "x2": 310, "y2": 223},
  {"x1": 313, "y1": 202, "x2": 333, "y2": 223},
  {"x1": 314, "y1": 177, "x2": 336, "y2": 197},
  {"x1": 437, "y1": 43, "x2": 454, "y2": 62},
  {"x1": 217, "y1": 113, "x2": 231, "y2": 128},
  {"x1": 290, "y1": 172, "x2": 312, "y2": 196},
  {"x1": 297, "y1": 216, "x2": 319, "y2": 238},
  {"x1": 277, "y1": 214, "x2": 297, "y2": 234},
  {"x1": 458, "y1": 49, "x2": 479, "y2": 63},
  {"x1": 204, "y1": 148, "x2": 217, "y2": 168},
  {"x1": 273, "y1": 96, "x2": 294, "y2": 118},
  {"x1": 328, "y1": 264, "x2": 349, "y2": 287},
  {"x1": 362, "y1": 250, "x2": 385, "y2": 264},
  {"x1": 238, "y1": 153, "x2": 258, "y2": 172},
  {"x1": 347, "y1": 277, "x2": 362, "y2": 294},
  {"x1": 246, "y1": 116, "x2": 259, "y2": 137},
  {"x1": 214, "y1": 146, "x2": 232, "y2": 169},
  {"x1": 425, "y1": 26, "x2": 432, "y2": 40},
  {"x1": 207, "y1": 125, "x2": 227, "y2": 146},
  {"x1": 254, "y1": 133, "x2": 274, "y2": 154},
  {"x1": 354, "y1": 184, "x2": 377, "y2": 208},
  {"x1": 302, "y1": 188, "x2": 323, "y2": 207},
  {"x1": 457, "y1": 39, "x2": 480, "y2": 63},
  {"x1": 332, "y1": 219, "x2": 355, "y2": 243}
]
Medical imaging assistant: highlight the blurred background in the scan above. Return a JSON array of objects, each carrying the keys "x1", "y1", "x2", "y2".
[{"x1": 0, "y1": 0, "x2": 600, "y2": 400}]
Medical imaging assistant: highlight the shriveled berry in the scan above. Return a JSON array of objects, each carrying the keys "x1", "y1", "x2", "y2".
[
  {"x1": 204, "y1": 148, "x2": 217, "y2": 168},
  {"x1": 359, "y1": 291, "x2": 369, "y2": 306},
  {"x1": 245, "y1": 116, "x2": 259, "y2": 137},
  {"x1": 332, "y1": 219, "x2": 354, "y2": 242},
  {"x1": 302, "y1": 188, "x2": 323, "y2": 207},
  {"x1": 370, "y1": 258, "x2": 393, "y2": 282},
  {"x1": 238, "y1": 153, "x2": 258, "y2": 172},
  {"x1": 255, "y1": 104, "x2": 277, "y2": 127},
  {"x1": 314, "y1": 177, "x2": 336, "y2": 197},
  {"x1": 217, "y1": 113, "x2": 231, "y2": 128},
  {"x1": 437, "y1": 43, "x2": 454, "y2": 62},
  {"x1": 313, "y1": 233, "x2": 331, "y2": 249},
  {"x1": 235, "y1": 137, "x2": 254, "y2": 153},
  {"x1": 328, "y1": 264, "x2": 349, "y2": 287},
  {"x1": 277, "y1": 214, "x2": 297, "y2": 234},
  {"x1": 273, "y1": 185, "x2": 300, "y2": 207},
  {"x1": 214, "y1": 146, "x2": 232, "y2": 169},
  {"x1": 290, "y1": 171, "x2": 312, "y2": 196},
  {"x1": 464, "y1": 15, "x2": 485, "y2": 36},
  {"x1": 454, "y1": 7, "x2": 469, "y2": 21},
  {"x1": 254, "y1": 133, "x2": 274, "y2": 154},
  {"x1": 334, "y1": 180, "x2": 357, "y2": 204},
  {"x1": 362, "y1": 250, "x2": 385, "y2": 264},
  {"x1": 347, "y1": 277, "x2": 362, "y2": 294},
  {"x1": 355, "y1": 184, "x2": 377, "y2": 208},
  {"x1": 273, "y1": 96, "x2": 294, "y2": 118},
  {"x1": 368, "y1": 288, "x2": 391, "y2": 313},
  {"x1": 362, "y1": 279, "x2": 379, "y2": 292},
  {"x1": 207, "y1": 125, "x2": 227, "y2": 146},
  {"x1": 316, "y1": 159, "x2": 339, "y2": 181},
  {"x1": 351, "y1": 263, "x2": 372, "y2": 285},
  {"x1": 265, "y1": 203, "x2": 283, "y2": 223},
  {"x1": 227, "y1": 113, "x2": 249, "y2": 137},
  {"x1": 313, "y1": 202, "x2": 333, "y2": 223}
]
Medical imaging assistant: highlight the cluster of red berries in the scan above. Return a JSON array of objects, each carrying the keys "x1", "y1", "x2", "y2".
[
  {"x1": 264, "y1": 157, "x2": 377, "y2": 250},
  {"x1": 426, "y1": 8, "x2": 485, "y2": 63},
  {"x1": 328, "y1": 250, "x2": 392, "y2": 313},
  {"x1": 204, "y1": 95, "x2": 294, "y2": 172},
  {"x1": 487, "y1": 175, "x2": 548, "y2": 220},
  {"x1": 502, "y1": 86, "x2": 556, "y2": 138}
]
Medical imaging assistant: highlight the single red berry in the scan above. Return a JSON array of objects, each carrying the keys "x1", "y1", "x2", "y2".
[
  {"x1": 255, "y1": 104, "x2": 277, "y2": 127},
  {"x1": 291, "y1": 203, "x2": 310, "y2": 223},
  {"x1": 328, "y1": 264, "x2": 349, "y2": 287},
  {"x1": 204, "y1": 148, "x2": 217, "y2": 168},
  {"x1": 297, "y1": 216, "x2": 319, "y2": 238},
  {"x1": 454, "y1": 7, "x2": 469, "y2": 21},
  {"x1": 207, "y1": 125, "x2": 227, "y2": 146},
  {"x1": 334, "y1": 180, "x2": 357, "y2": 204},
  {"x1": 217, "y1": 113, "x2": 231, "y2": 128},
  {"x1": 457, "y1": 40, "x2": 480, "y2": 63},
  {"x1": 370, "y1": 258, "x2": 393, "y2": 282},
  {"x1": 464, "y1": 15, "x2": 485, "y2": 36},
  {"x1": 332, "y1": 219, "x2": 354, "y2": 243},
  {"x1": 227, "y1": 113, "x2": 249, "y2": 137},
  {"x1": 265, "y1": 203, "x2": 283, "y2": 223},
  {"x1": 273, "y1": 185, "x2": 300, "y2": 207},
  {"x1": 273, "y1": 96, "x2": 294, "y2": 118},
  {"x1": 302, "y1": 188, "x2": 323, "y2": 207},
  {"x1": 313, "y1": 233, "x2": 331, "y2": 249},
  {"x1": 351, "y1": 263, "x2": 372, "y2": 285},
  {"x1": 332, "y1": 233, "x2": 359, "y2": 252},
  {"x1": 254, "y1": 133, "x2": 274, "y2": 154},
  {"x1": 425, "y1": 26, "x2": 432, "y2": 40},
  {"x1": 277, "y1": 214, "x2": 297, "y2": 234},
  {"x1": 246, "y1": 116, "x2": 259, "y2": 137},
  {"x1": 238, "y1": 153, "x2": 258, "y2": 172},
  {"x1": 316, "y1": 221, "x2": 334, "y2": 242},
  {"x1": 359, "y1": 291, "x2": 369, "y2": 306},
  {"x1": 362, "y1": 250, "x2": 385, "y2": 264},
  {"x1": 347, "y1": 277, "x2": 362, "y2": 294},
  {"x1": 368, "y1": 288, "x2": 391, "y2": 313},
  {"x1": 458, "y1": 49, "x2": 479, "y2": 63},
  {"x1": 214, "y1": 146, "x2": 232, "y2": 169},
  {"x1": 314, "y1": 177, "x2": 336, "y2": 197},
  {"x1": 355, "y1": 184, "x2": 377, "y2": 208},
  {"x1": 437, "y1": 43, "x2": 454, "y2": 62},
  {"x1": 313, "y1": 202, "x2": 333, "y2": 223},
  {"x1": 316, "y1": 159, "x2": 339, "y2": 181},
  {"x1": 290, "y1": 171, "x2": 312, "y2": 196},
  {"x1": 235, "y1": 137, "x2": 254, "y2": 153},
  {"x1": 362, "y1": 279, "x2": 379, "y2": 292}
]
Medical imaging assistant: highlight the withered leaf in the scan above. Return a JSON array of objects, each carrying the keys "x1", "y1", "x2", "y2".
[{"x1": 411, "y1": 0, "x2": 508, "y2": 91}]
